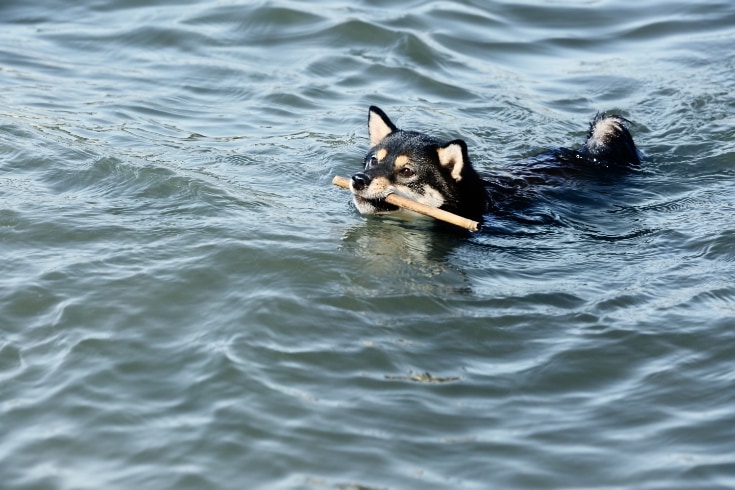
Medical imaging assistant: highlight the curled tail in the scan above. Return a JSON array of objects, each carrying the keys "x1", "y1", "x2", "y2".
[{"x1": 580, "y1": 113, "x2": 641, "y2": 166}]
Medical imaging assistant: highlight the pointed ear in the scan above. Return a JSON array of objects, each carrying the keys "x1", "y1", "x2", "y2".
[
  {"x1": 368, "y1": 106, "x2": 398, "y2": 147},
  {"x1": 437, "y1": 140, "x2": 468, "y2": 182}
]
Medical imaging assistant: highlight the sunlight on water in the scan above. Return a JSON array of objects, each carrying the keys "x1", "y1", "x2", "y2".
[{"x1": 1, "y1": 1, "x2": 734, "y2": 489}]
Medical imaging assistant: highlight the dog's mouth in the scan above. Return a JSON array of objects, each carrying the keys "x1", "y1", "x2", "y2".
[
  {"x1": 352, "y1": 194, "x2": 399, "y2": 214},
  {"x1": 349, "y1": 172, "x2": 400, "y2": 214}
]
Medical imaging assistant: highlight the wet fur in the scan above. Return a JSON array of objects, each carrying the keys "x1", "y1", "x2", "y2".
[{"x1": 349, "y1": 106, "x2": 641, "y2": 223}]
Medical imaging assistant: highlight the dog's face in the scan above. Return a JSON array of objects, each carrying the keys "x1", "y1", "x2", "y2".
[{"x1": 350, "y1": 106, "x2": 471, "y2": 215}]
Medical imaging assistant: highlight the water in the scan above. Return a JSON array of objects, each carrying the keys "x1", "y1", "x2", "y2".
[{"x1": 1, "y1": 1, "x2": 734, "y2": 488}]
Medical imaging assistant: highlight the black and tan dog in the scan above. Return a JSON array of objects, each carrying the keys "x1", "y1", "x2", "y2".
[{"x1": 349, "y1": 106, "x2": 640, "y2": 223}]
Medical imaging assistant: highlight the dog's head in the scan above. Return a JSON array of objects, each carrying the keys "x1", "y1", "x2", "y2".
[{"x1": 350, "y1": 106, "x2": 488, "y2": 219}]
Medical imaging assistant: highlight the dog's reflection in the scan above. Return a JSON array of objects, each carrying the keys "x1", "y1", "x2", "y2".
[{"x1": 339, "y1": 217, "x2": 473, "y2": 297}]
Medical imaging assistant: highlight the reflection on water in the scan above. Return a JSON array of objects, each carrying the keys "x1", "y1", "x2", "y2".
[
  {"x1": 1, "y1": 0, "x2": 734, "y2": 489},
  {"x1": 340, "y1": 217, "x2": 472, "y2": 296}
]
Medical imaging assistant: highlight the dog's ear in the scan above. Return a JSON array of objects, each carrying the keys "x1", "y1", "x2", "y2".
[
  {"x1": 437, "y1": 140, "x2": 468, "y2": 182},
  {"x1": 368, "y1": 106, "x2": 398, "y2": 147}
]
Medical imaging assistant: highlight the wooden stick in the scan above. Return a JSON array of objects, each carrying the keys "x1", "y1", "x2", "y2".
[{"x1": 332, "y1": 175, "x2": 480, "y2": 232}]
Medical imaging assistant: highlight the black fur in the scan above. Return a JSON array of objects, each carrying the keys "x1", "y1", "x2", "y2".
[
  {"x1": 579, "y1": 113, "x2": 640, "y2": 166},
  {"x1": 349, "y1": 106, "x2": 641, "y2": 224}
]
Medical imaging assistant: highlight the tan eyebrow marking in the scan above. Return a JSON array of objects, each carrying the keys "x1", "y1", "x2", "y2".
[
  {"x1": 376, "y1": 148, "x2": 388, "y2": 161},
  {"x1": 394, "y1": 155, "x2": 409, "y2": 169}
]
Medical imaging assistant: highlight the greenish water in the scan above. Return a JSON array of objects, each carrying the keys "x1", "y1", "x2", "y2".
[{"x1": 1, "y1": 1, "x2": 734, "y2": 489}]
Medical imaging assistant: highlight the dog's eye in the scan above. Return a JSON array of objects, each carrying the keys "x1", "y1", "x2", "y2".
[
  {"x1": 399, "y1": 167, "x2": 415, "y2": 178},
  {"x1": 366, "y1": 156, "x2": 378, "y2": 168}
]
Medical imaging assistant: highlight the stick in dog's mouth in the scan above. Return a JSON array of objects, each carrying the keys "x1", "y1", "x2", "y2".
[
  {"x1": 352, "y1": 195, "x2": 400, "y2": 213},
  {"x1": 332, "y1": 175, "x2": 481, "y2": 232}
]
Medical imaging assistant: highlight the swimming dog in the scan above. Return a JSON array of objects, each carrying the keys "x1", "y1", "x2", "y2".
[{"x1": 349, "y1": 106, "x2": 640, "y2": 222}]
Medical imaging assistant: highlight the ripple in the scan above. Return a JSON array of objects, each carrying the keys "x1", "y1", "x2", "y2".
[
  {"x1": 2, "y1": 0, "x2": 735, "y2": 489},
  {"x1": 0, "y1": 342, "x2": 23, "y2": 382}
]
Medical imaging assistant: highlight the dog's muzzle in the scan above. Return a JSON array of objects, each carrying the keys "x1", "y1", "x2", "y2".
[
  {"x1": 350, "y1": 172, "x2": 371, "y2": 191},
  {"x1": 348, "y1": 171, "x2": 399, "y2": 214}
]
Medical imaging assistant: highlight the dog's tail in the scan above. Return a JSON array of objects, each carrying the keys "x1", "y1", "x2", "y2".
[{"x1": 580, "y1": 113, "x2": 641, "y2": 166}]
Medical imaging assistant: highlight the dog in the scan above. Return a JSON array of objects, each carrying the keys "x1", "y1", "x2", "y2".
[{"x1": 349, "y1": 106, "x2": 641, "y2": 223}]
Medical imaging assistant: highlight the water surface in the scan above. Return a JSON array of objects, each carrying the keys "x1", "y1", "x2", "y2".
[{"x1": 1, "y1": 1, "x2": 734, "y2": 489}]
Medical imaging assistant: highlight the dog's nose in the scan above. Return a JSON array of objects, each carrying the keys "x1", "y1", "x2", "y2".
[{"x1": 351, "y1": 172, "x2": 371, "y2": 191}]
